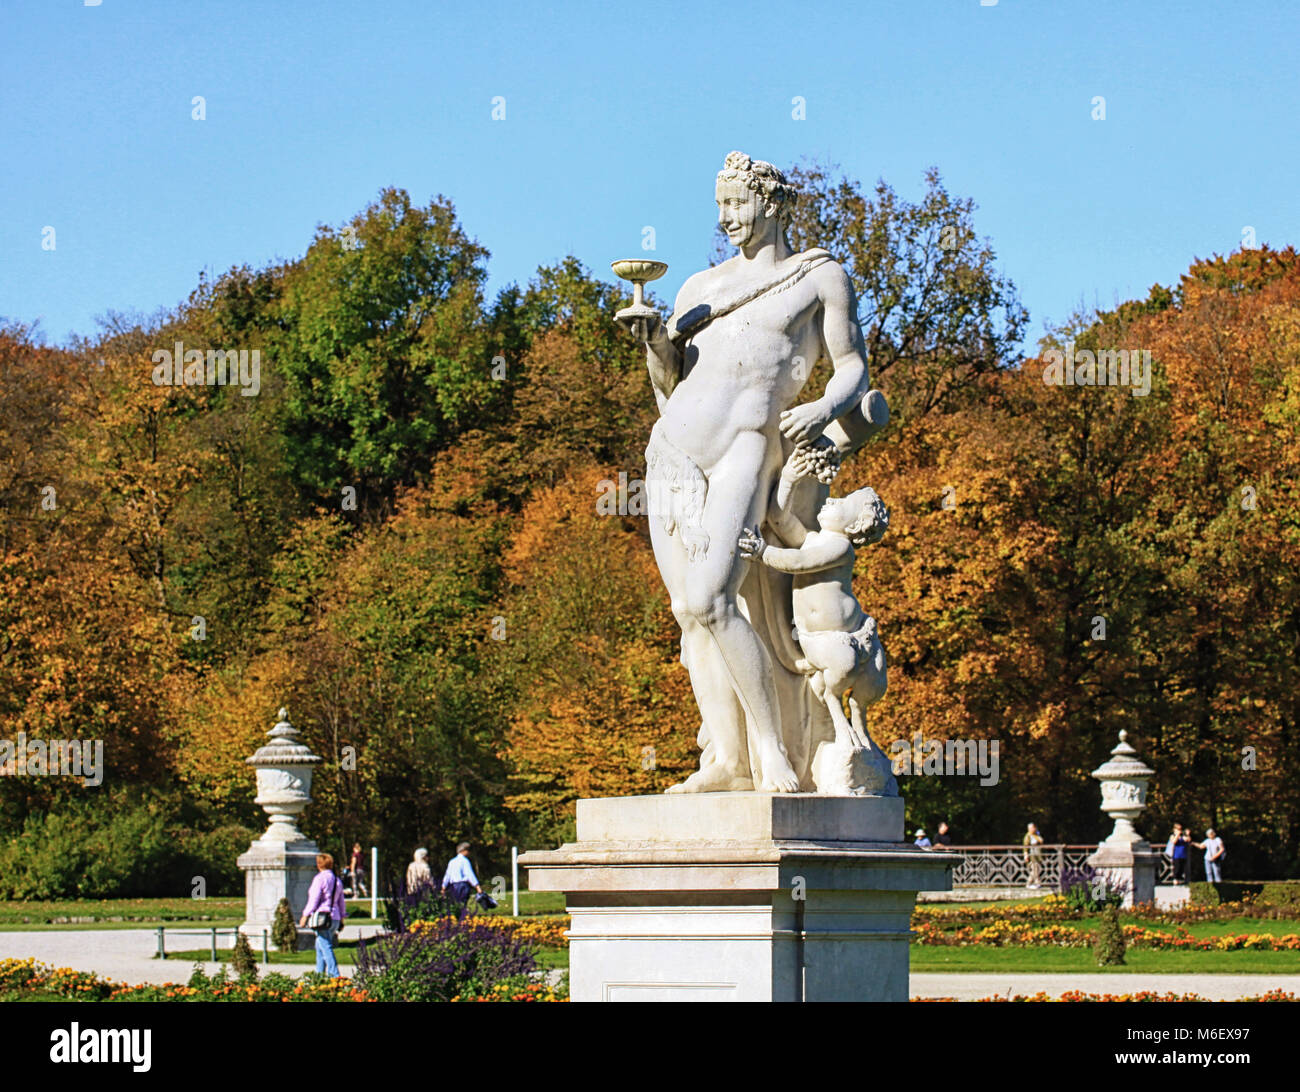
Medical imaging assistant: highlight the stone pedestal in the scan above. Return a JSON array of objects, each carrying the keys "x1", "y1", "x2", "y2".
[
  {"x1": 1087, "y1": 841, "x2": 1159, "y2": 909},
  {"x1": 521, "y1": 793, "x2": 954, "y2": 1002},
  {"x1": 237, "y1": 837, "x2": 320, "y2": 949}
]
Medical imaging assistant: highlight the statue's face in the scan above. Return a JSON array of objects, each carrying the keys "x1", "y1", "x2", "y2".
[
  {"x1": 818, "y1": 495, "x2": 851, "y2": 534},
  {"x1": 716, "y1": 177, "x2": 768, "y2": 247}
]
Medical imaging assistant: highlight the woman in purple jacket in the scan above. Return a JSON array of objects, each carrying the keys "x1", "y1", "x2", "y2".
[{"x1": 298, "y1": 853, "x2": 346, "y2": 976}]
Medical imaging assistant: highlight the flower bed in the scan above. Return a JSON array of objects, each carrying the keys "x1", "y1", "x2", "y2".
[
  {"x1": 916, "y1": 895, "x2": 1298, "y2": 928},
  {"x1": 915, "y1": 989, "x2": 1299, "y2": 1002},
  {"x1": 912, "y1": 920, "x2": 1300, "y2": 950},
  {"x1": 411, "y1": 914, "x2": 569, "y2": 948},
  {"x1": 456, "y1": 979, "x2": 567, "y2": 1002},
  {"x1": 0, "y1": 958, "x2": 372, "y2": 1002},
  {"x1": 914, "y1": 894, "x2": 1078, "y2": 926}
]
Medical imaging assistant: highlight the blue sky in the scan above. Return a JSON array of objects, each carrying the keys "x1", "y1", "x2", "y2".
[{"x1": 2, "y1": 1, "x2": 1296, "y2": 350}]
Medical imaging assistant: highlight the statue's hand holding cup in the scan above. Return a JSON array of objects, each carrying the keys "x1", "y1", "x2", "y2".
[
  {"x1": 612, "y1": 259, "x2": 669, "y2": 344},
  {"x1": 614, "y1": 305, "x2": 663, "y2": 344}
]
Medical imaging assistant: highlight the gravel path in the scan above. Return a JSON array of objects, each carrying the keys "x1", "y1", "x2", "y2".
[{"x1": 0, "y1": 926, "x2": 388, "y2": 985}]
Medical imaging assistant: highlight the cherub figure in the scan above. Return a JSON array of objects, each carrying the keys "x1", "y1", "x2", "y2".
[{"x1": 738, "y1": 442, "x2": 896, "y2": 795}]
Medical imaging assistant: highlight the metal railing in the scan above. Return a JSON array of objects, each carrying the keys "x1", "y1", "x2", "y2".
[
  {"x1": 942, "y1": 845, "x2": 1178, "y2": 887},
  {"x1": 156, "y1": 926, "x2": 272, "y2": 963}
]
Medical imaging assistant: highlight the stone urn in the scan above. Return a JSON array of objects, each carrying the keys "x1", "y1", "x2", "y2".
[
  {"x1": 237, "y1": 707, "x2": 324, "y2": 945},
  {"x1": 1092, "y1": 729, "x2": 1153, "y2": 848},
  {"x1": 247, "y1": 707, "x2": 322, "y2": 843},
  {"x1": 1086, "y1": 730, "x2": 1158, "y2": 906}
]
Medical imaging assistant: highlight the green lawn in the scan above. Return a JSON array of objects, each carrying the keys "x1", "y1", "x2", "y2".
[
  {"x1": 0, "y1": 897, "x2": 246, "y2": 927},
  {"x1": 535, "y1": 948, "x2": 569, "y2": 971},
  {"x1": 165, "y1": 938, "x2": 365, "y2": 965},
  {"x1": 510, "y1": 892, "x2": 566, "y2": 915}
]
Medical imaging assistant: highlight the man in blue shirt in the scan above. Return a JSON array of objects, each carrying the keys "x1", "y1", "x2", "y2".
[{"x1": 442, "y1": 841, "x2": 483, "y2": 918}]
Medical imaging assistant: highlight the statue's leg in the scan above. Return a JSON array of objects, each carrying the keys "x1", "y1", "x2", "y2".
[
  {"x1": 684, "y1": 432, "x2": 799, "y2": 793},
  {"x1": 821, "y1": 685, "x2": 862, "y2": 748},
  {"x1": 649, "y1": 508, "x2": 751, "y2": 792}
]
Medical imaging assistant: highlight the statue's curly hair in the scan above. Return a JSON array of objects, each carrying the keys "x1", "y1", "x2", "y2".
[
  {"x1": 843, "y1": 487, "x2": 890, "y2": 549},
  {"x1": 717, "y1": 151, "x2": 798, "y2": 226}
]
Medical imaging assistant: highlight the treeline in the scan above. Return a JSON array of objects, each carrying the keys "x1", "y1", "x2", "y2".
[{"x1": 0, "y1": 172, "x2": 1296, "y2": 894}]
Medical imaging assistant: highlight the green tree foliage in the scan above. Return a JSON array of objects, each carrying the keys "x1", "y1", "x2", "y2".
[{"x1": 276, "y1": 188, "x2": 497, "y2": 508}]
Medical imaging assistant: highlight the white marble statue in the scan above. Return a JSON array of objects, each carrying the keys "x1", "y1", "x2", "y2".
[{"x1": 615, "y1": 151, "x2": 896, "y2": 796}]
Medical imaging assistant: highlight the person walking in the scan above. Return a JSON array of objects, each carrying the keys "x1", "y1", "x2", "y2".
[
  {"x1": 298, "y1": 852, "x2": 346, "y2": 977},
  {"x1": 1192, "y1": 828, "x2": 1226, "y2": 882},
  {"x1": 442, "y1": 842, "x2": 483, "y2": 919},
  {"x1": 405, "y1": 847, "x2": 433, "y2": 893},
  {"x1": 348, "y1": 841, "x2": 367, "y2": 898},
  {"x1": 1023, "y1": 822, "x2": 1044, "y2": 889}
]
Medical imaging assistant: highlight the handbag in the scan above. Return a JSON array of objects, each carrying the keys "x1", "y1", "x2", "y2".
[{"x1": 307, "y1": 872, "x2": 337, "y2": 930}]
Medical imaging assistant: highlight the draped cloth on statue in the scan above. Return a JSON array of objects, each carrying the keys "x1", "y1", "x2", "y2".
[{"x1": 669, "y1": 248, "x2": 834, "y2": 351}]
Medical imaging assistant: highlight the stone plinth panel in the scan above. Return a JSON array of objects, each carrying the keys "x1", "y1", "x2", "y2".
[
  {"x1": 576, "y1": 792, "x2": 904, "y2": 844},
  {"x1": 1087, "y1": 841, "x2": 1159, "y2": 908},
  {"x1": 521, "y1": 793, "x2": 954, "y2": 1002},
  {"x1": 237, "y1": 836, "x2": 320, "y2": 950}
]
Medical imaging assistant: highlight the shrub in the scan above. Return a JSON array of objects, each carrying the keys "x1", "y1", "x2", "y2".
[
  {"x1": 1191, "y1": 881, "x2": 1276, "y2": 906},
  {"x1": 0, "y1": 790, "x2": 177, "y2": 898},
  {"x1": 178, "y1": 824, "x2": 259, "y2": 895},
  {"x1": 1260, "y1": 882, "x2": 1300, "y2": 910},
  {"x1": 355, "y1": 917, "x2": 538, "y2": 1002},
  {"x1": 1093, "y1": 904, "x2": 1127, "y2": 966},
  {"x1": 272, "y1": 898, "x2": 299, "y2": 952},
  {"x1": 0, "y1": 790, "x2": 257, "y2": 899},
  {"x1": 231, "y1": 932, "x2": 258, "y2": 979}
]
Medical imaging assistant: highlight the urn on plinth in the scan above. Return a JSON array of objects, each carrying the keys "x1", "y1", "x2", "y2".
[
  {"x1": 247, "y1": 707, "x2": 323, "y2": 843},
  {"x1": 1093, "y1": 729, "x2": 1154, "y2": 848},
  {"x1": 237, "y1": 708, "x2": 323, "y2": 946},
  {"x1": 1086, "y1": 730, "x2": 1159, "y2": 907}
]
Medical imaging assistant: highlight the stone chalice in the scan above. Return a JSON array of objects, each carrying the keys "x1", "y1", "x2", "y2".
[{"x1": 612, "y1": 258, "x2": 668, "y2": 342}]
